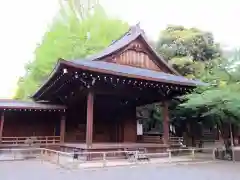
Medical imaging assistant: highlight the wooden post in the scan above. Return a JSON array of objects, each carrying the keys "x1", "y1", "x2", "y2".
[
  {"x1": 86, "y1": 90, "x2": 94, "y2": 148},
  {"x1": 0, "y1": 112, "x2": 4, "y2": 143},
  {"x1": 162, "y1": 101, "x2": 169, "y2": 144},
  {"x1": 60, "y1": 115, "x2": 66, "y2": 143}
]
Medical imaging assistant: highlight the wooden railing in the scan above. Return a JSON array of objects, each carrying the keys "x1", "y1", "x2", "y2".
[
  {"x1": 169, "y1": 137, "x2": 184, "y2": 145},
  {"x1": 142, "y1": 135, "x2": 163, "y2": 143},
  {"x1": 0, "y1": 147, "x2": 220, "y2": 168},
  {"x1": 1, "y1": 136, "x2": 61, "y2": 145},
  {"x1": 141, "y1": 135, "x2": 183, "y2": 145}
]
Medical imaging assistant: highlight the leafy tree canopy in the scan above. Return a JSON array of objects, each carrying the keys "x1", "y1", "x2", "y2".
[
  {"x1": 156, "y1": 25, "x2": 222, "y2": 78},
  {"x1": 15, "y1": 3, "x2": 128, "y2": 100},
  {"x1": 181, "y1": 49, "x2": 240, "y2": 130}
]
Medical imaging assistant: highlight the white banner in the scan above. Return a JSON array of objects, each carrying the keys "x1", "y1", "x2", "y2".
[{"x1": 137, "y1": 120, "x2": 143, "y2": 135}]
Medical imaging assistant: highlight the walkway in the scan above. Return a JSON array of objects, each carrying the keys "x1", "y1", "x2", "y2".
[{"x1": 0, "y1": 160, "x2": 239, "y2": 180}]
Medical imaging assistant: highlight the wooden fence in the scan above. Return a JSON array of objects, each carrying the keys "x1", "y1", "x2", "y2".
[
  {"x1": 1, "y1": 136, "x2": 60, "y2": 145},
  {"x1": 141, "y1": 135, "x2": 183, "y2": 145},
  {"x1": 0, "y1": 147, "x2": 219, "y2": 168}
]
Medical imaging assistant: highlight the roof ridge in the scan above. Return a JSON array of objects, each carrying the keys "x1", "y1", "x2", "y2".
[
  {"x1": 85, "y1": 24, "x2": 142, "y2": 61},
  {"x1": 109, "y1": 24, "x2": 141, "y2": 46},
  {"x1": 79, "y1": 24, "x2": 180, "y2": 75}
]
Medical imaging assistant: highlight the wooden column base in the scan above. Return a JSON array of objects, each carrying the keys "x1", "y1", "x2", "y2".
[
  {"x1": 0, "y1": 112, "x2": 5, "y2": 143},
  {"x1": 60, "y1": 114, "x2": 66, "y2": 143},
  {"x1": 86, "y1": 90, "x2": 94, "y2": 148},
  {"x1": 162, "y1": 101, "x2": 169, "y2": 144}
]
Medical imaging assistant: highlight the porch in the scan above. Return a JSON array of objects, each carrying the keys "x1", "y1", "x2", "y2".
[
  {"x1": 53, "y1": 136, "x2": 183, "y2": 153},
  {"x1": 0, "y1": 100, "x2": 66, "y2": 147},
  {"x1": 60, "y1": 142, "x2": 168, "y2": 152},
  {"x1": 0, "y1": 136, "x2": 61, "y2": 147}
]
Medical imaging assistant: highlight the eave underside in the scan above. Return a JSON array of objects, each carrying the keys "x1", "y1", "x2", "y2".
[
  {"x1": 0, "y1": 100, "x2": 66, "y2": 112},
  {"x1": 32, "y1": 61, "x2": 200, "y2": 106}
]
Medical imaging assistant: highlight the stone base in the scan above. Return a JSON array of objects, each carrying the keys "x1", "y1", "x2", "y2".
[{"x1": 233, "y1": 147, "x2": 240, "y2": 161}]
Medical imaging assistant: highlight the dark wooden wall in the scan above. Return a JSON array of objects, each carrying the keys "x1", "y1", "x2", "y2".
[
  {"x1": 65, "y1": 99, "x2": 86, "y2": 142},
  {"x1": 102, "y1": 39, "x2": 173, "y2": 74},
  {"x1": 3, "y1": 111, "x2": 60, "y2": 137},
  {"x1": 2, "y1": 94, "x2": 138, "y2": 143},
  {"x1": 65, "y1": 94, "x2": 137, "y2": 143},
  {"x1": 123, "y1": 110, "x2": 137, "y2": 142}
]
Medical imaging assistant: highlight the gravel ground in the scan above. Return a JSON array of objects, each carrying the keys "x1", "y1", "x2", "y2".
[{"x1": 1, "y1": 160, "x2": 240, "y2": 180}]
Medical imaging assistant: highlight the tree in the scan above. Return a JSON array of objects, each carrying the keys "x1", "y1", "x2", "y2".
[
  {"x1": 180, "y1": 49, "x2": 240, "y2": 147},
  {"x1": 15, "y1": 3, "x2": 128, "y2": 100},
  {"x1": 156, "y1": 25, "x2": 222, "y2": 79},
  {"x1": 142, "y1": 26, "x2": 223, "y2": 144},
  {"x1": 58, "y1": 0, "x2": 99, "y2": 20}
]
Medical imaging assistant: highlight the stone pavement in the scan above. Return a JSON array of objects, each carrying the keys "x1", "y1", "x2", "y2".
[{"x1": 0, "y1": 160, "x2": 240, "y2": 180}]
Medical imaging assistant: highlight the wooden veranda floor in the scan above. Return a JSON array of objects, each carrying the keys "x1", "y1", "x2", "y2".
[{"x1": 60, "y1": 142, "x2": 169, "y2": 150}]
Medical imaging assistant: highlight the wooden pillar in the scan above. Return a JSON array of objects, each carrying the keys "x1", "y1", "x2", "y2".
[
  {"x1": 86, "y1": 90, "x2": 94, "y2": 148},
  {"x1": 60, "y1": 114, "x2": 66, "y2": 143},
  {"x1": 162, "y1": 101, "x2": 169, "y2": 144},
  {"x1": 0, "y1": 112, "x2": 4, "y2": 143}
]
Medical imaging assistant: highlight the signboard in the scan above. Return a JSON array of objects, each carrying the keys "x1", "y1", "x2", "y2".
[{"x1": 137, "y1": 120, "x2": 143, "y2": 135}]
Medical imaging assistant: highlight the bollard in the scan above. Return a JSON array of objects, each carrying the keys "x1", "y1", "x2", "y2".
[
  {"x1": 191, "y1": 149, "x2": 195, "y2": 159},
  {"x1": 57, "y1": 152, "x2": 60, "y2": 165},
  {"x1": 212, "y1": 148, "x2": 216, "y2": 160},
  {"x1": 102, "y1": 152, "x2": 106, "y2": 167},
  {"x1": 135, "y1": 151, "x2": 139, "y2": 164},
  {"x1": 168, "y1": 149, "x2": 172, "y2": 162},
  {"x1": 232, "y1": 148, "x2": 235, "y2": 162},
  {"x1": 13, "y1": 150, "x2": 16, "y2": 160},
  {"x1": 40, "y1": 149, "x2": 44, "y2": 163}
]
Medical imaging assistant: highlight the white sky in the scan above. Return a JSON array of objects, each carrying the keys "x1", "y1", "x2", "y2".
[{"x1": 0, "y1": 0, "x2": 239, "y2": 98}]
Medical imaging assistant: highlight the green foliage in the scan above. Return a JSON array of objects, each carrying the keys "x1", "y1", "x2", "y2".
[
  {"x1": 181, "y1": 49, "x2": 240, "y2": 130},
  {"x1": 141, "y1": 25, "x2": 225, "y2": 137},
  {"x1": 59, "y1": 0, "x2": 99, "y2": 20},
  {"x1": 156, "y1": 25, "x2": 222, "y2": 78},
  {"x1": 140, "y1": 103, "x2": 164, "y2": 133},
  {"x1": 15, "y1": 4, "x2": 128, "y2": 100},
  {"x1": 146, "y1": 25, "x2": 223, "y2": 138}
]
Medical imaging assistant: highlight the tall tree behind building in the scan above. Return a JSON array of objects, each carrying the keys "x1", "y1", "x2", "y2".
[
  {"x1": 148, "y1": 25, "x2": 224, "y2": 144},
  {"x1": 156, "y1": 25, "x2": 222, "y2": 79},
  {"x1": 15, "y1": 2, "x2": 128, "y2": 100},
  {"x1": 181, "y1": 49, "x2": 240, "y2": 146}
]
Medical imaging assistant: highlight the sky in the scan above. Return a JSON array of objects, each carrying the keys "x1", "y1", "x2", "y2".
[{"x1": 0, "y1": 0, "x2": 239, "y2": 98}]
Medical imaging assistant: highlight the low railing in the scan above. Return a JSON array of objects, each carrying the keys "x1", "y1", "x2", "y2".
[
  {"x1": 37, "y1": 147, "x2": 220, "y2": 168},
  {"x1": 0, "y1": 147, "x2": 220, "y2": 168},
  {"x1": 141, "y1": 135, "x2": 163, "y2": 143},
  {"x1": 195, "y1": 139, "x2": 221, "y2": 143},
  {"x1": 141, "y1": 135, "x2": 183, "y2": 146},
  {"x1": 169, "y1": 137, "x2": 184, "y2": 145},
  {"x1": 1, "y1": 136, "x2": 61, "y2": 145}
]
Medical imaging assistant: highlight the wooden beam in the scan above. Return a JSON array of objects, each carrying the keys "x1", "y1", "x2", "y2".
[
  {"x1": 162, "y1": 101, "x2": 169, "y2": 144},
  {"x1": 0, "y1": 112, "x2": 4, "y2": 143},
  {"x1": 60, "y1": 114, "x2": 66, "y2": 143},
  {"x1": 86, "y1": 90, "x2": 94, "y2": 148}
]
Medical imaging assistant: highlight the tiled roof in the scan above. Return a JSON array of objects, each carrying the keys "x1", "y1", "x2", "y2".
[
  {"x1": 67, "y1": 60, "x2": 205, "y2": 86},
  {"x1": 32, "y1": 24, "x2": 206, "y2": 100},
  {"x1": 0, "y1": 99, "x2": 66, "y2": 110}
]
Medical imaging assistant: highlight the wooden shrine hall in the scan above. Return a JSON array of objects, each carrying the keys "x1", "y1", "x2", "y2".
[{"x1": 0, "y1": 25, "x2": 204, "y2": 151}]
